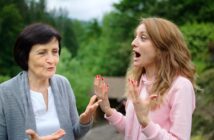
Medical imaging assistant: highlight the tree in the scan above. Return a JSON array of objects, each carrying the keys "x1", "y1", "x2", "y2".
[
  {"x1": 0, "y1": 4, "x2": 23, "y2": 76},
  {"x1": 113, "y1": 0, "x2": 214, "y2": 25}
]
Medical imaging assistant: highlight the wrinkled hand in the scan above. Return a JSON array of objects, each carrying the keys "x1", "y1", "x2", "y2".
[
  {"x1": 26, "y1": 129, "x2": 65, "y2": 140},
  {"x1": 79, "y1": 95, "x2": 101, "y2": 124},
  {"x1": 94, "y1": 75, "x2": 112, "y2": 116},
  {"x1": 128, "y1": 79, "x2": 157, "y2": 127}
]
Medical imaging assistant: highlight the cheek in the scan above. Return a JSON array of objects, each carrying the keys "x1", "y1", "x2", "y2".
[
  {"x1": 141, "y1": 50, "x2": 157, "y2": 63},
  {"x1": 55, "y1": 57, "x2": 59, "y2": 64}
]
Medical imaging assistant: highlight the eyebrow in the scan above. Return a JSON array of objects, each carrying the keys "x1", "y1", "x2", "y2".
[{"x1": 134, "y1": 30, "x2": 148, "y2": 36}]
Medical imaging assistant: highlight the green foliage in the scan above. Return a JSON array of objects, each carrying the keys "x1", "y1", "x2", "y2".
[
  {"x1": 192, "y1": 69, "x2": 214, "y2": 139},
  {"x1": 75, "y1": 12, "x2": 135, "y2": 76},
  {"x1": 0, "y1": 4, "x2": 24, "y2": 76},
  {"x1": 181, "y1": 23, "x2": 214, "y2": 72},
  {"x1": 54, "y1": 16, "x2": 79, "y2": 56},
  {"x1": 0, "y1": 75, "x2": 10, "y2": 83},
  {"x1": 57, "y1": 48, "x2": 93, "y2": 113},
  {"x1": 191, "y1": 134, "x2": 206, "y2": 140},
  {"x1": 0, "y1": 0, "x2": 79, "y2": 76},
  {"x1": 114, "y1": 0, "x2": 214, "y2": 25}
]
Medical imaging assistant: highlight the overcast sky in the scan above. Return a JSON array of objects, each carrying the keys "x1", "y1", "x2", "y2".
[{"x1": 46, "y1": 0, "x2": 120, "y2": 21}]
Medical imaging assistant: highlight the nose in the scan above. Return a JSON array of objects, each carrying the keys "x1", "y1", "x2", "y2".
[
  {"x1": 46, "y1": 53, "x2": 54, "y2": 63},
  {"x1": 131, "y1": 37, "x2": 137, "y2": 48}
]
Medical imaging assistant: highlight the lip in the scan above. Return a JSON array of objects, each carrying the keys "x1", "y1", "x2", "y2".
[
  {"x1": 133, "y1": 49, "x2": 141, "y2": 58},
  {"x1": 47, "y1": 67, "x2": 55, "y2": 71}
]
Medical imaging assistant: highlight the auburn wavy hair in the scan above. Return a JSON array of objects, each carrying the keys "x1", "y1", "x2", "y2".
[{"x1": 125, "y1": 17, "x2": 197, "y2": 109}]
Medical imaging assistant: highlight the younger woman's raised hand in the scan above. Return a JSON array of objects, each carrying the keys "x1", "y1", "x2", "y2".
[
  {"x1": 128, "y1": 79, "x2": 157, "y2": 127},
  {"x1": 94, "y1": 75, "x2": 113, "y2": 116}
]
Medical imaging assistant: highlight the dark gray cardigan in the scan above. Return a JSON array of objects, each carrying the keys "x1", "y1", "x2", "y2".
[{"x1": 0, "y1": 71, "x2": 92, "y2": 140}]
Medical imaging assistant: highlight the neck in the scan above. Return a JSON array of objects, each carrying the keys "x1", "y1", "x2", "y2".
[
  {"x1": 28, "y1": 72, "x2": 49, "y2": 93},
  {"x1": 145, "y1": 64, "x2": 157, "y2": 81}
]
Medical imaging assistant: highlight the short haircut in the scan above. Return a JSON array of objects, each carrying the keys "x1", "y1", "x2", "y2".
[{"x1": 14, "y1": 23, "x2": 61, "y2": 70}]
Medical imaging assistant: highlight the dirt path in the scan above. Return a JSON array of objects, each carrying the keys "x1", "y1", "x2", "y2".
[{"x1": 81, "y1": 124, "x2": 123, "y2": 140}]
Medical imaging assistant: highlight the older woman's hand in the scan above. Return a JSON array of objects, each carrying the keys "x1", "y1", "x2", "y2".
[
  {"x1": 79, "y1": 95, "x2": 101, "y2": 124},
  {"x1": 25, "y1": 129, "x2": 65, "y2": 140}
]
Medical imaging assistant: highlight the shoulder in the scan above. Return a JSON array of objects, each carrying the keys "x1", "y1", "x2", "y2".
[
  {"x1": 171, "y1": 76, "x2": 193, "y2": 90},
  {"x1": 50, "y1": 74, "x2": 73, "y2": 93},
  {"x1": 51, "y1": 74, "x2": 70, "y2": 85},
  {"x1": 0, "y1": 73, "x2": 22, "y2": 91},
  {"x1": 167, "y1": 76, "x2": 195, "y2": 105},
  {"x1": 0, "y1": 72, "x2": 25, "y2": 105}
]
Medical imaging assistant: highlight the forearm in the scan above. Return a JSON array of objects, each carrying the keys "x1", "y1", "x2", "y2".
[
  {"x1": 105, "y1": 109, "x2": 126, "y2": 134},
  {"x1": 73, "y1": 121, "x2": 93, "y2": 139}
]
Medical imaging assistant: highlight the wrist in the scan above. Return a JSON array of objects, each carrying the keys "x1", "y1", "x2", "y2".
[
  {"x1": 140, "y1": 117, "x2": 149, "y2": 128},
  {"x1": 105, "y1": 108, "x2": 113, "y2": 117}
]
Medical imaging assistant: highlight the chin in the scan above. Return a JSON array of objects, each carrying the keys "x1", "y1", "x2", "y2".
[
  {"x1": 133, "y1": 61, "x2": 140, "y2": 65},
  {"x1": 133, "y1": 63, "x2": 142, "y2": 68},
  {"x1": 46, "y1": 72, "x2": 55, "y2": 78}
]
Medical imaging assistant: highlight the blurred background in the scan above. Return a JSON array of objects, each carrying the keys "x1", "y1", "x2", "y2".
[{"x1": 0, "y1": 0, "x2": 214, "y2": 139}]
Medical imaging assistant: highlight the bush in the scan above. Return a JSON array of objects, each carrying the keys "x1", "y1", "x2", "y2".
[
  {"x1": 181, "y1": 23, "x2": 214, "y2": 73},
  {"x1": 192, "y1": 68, "x2": 214, "y2": 139},
  {"x1": 57, "y1": 48, "x2": 93, "y2": 113},
  {"x1": 0, "y1": 75, "x2": 10, "y2": 83}
]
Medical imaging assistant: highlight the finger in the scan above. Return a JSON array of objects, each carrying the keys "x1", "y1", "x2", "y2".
[
  {"x1": 94, "y1": 75, "x2": 100, "y2": 86},
  {"x1": 94, "y1": 75, "x2": 100, "y2": 85},
  {"x1": 25, "y1": 129, "x2": 38, "y2": 139},
  {"x1": 143, "y1": 94, "x2": 158, "y2": 106},
  {"x1": 86, "y1": 100, "x2": 100, "y2": 115},
  {"x1": 132, "y1": 80, "x2": 139, "y2": 98},
  {"x1": 102, "y1": 82, "x2": 108, "y2": 96},
  {"x1": 149, "y1": 94, "x2": 158, "y2": 101},
  {"x1": 51, "y1": 129, "x2": 65, "y2": 137},
  {"x1": 85, "y1": 98, "x2": 100, "y2": 114},
  {"x1": 90, "y1": 100, "x2": 100, "y2": 111},
  {"x1": 100, "y1": 76, "x2": 105, "y2": 90},
  {"x1": 83, "y1": 106, "x2": 93, "y2": 118},
  {"x1": 94, "y1": 75, "x2": 99, "y2": 93},
  {"x1": 130, "y1": 80, "x2": 137, "y2": 101},
  {"x1": 97, "y1": 99, "x2": 102, "y2": 104},
  {"x1": 88, "y1": 95, "x2": 97, "y2": 106},
  {"x1": 40, "y1": 129, "x2": 65, "y2": 140},
  {"x1": 128, "y1": 79, "x2": 135, "y2": 99}
]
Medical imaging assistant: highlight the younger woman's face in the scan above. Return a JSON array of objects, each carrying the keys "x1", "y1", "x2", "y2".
[
  {"x1": 131, "y1": 24, "x2": 157, "y2": 68},
  {"x1": 28, "y1": 37, "x2": 59, "y2": 80}
]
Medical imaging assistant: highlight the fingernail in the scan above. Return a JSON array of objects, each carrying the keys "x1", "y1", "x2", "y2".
[
  {"x1": 131, "y1": 80, "x2": 134, "y2": 84},
  {"x1": 96, "y1": 75, "x2": 100, "y2": 79}
]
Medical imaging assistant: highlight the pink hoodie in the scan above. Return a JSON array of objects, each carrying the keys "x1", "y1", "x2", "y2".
[{"x1": 105, "y1": 75, "x2": 195, "y2": 140}]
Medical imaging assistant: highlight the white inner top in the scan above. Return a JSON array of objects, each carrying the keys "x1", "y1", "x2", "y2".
[
  {"x1": 30, "y1": 87, "x2": 60, "y2": 136},
  {"x1": 140, "y1": 85, "x2": 148, "y2": 99}
]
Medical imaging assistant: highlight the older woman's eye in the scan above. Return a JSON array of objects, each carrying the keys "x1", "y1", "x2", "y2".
[
  {"x1": 38, "y1": 51, "x2": 46, "y2": 55},
  {"x1": 52, "y1": 49, "x2": 59, "y2": 54}
]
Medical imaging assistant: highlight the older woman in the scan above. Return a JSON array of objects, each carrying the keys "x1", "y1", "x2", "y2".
[{"x1": 0, "y1": 23, "x2": 99, "y2": 140}]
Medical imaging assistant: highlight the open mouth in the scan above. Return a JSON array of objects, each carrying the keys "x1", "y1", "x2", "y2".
[{"x1": 133, "y1": 51, "x2": 141, "y2": 58}]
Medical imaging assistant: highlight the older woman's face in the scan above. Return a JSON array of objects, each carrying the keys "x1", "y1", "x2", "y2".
[{"x1": 28, "y1": 37, "x2": 59, "y2": 80}]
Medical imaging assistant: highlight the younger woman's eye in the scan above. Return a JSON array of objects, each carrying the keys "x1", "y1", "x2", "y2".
[{"x1": 141, "y1": 35, "x2": 148, "y2": 41}]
